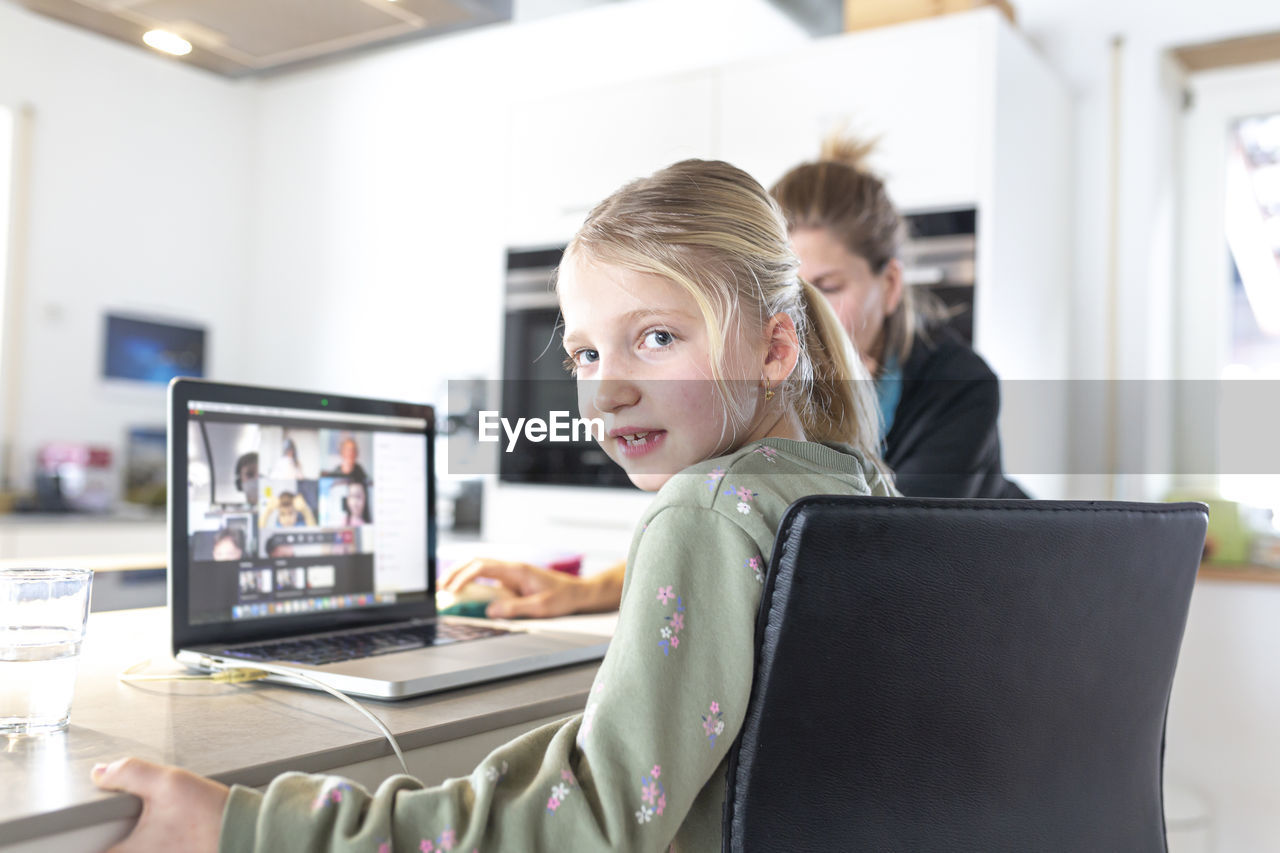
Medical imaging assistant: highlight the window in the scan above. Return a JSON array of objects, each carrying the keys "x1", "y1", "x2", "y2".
[
  {"x1": 1180, "y1": 63, "x2": 1280, "y2": 521},
  {"x1": 1225, "y1": 112, "x2": 1280, "y2": 377},
  {"x1": 0, "y1": 103, "x2": 13, "y2": 384},
  {"x1": 0, "y1": 103, "x2": 14, "y2": 489}
]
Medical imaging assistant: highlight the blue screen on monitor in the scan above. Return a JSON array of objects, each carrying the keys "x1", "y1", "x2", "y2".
[{"x1": 103, "y1": 314, "x2": 205, "y2": 384}]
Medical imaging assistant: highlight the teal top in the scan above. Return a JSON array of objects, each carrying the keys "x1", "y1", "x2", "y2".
[
  {"x1": 875, "y1": 353, "x2": 903, "y2": 439},
  {"x1": 220, "y1": 438, "x2": 897, "y2": 853}
]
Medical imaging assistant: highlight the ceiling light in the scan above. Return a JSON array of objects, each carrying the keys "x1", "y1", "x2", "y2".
[{"x1": 142, "y1": 30, "x2": 192, "y2": 57}]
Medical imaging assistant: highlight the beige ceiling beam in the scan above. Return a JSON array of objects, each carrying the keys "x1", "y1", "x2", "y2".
[
  {"x1": 1173, "y1": 31, "x2": 1280, "y2": 73},
  {"x1": 843, "y1": 0, "x2": 1015, "y2": 33}
]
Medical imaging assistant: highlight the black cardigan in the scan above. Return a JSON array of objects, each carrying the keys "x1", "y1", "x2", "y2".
[{"x1": 883, "y1": 328, "x2": 1028, "y2": 499}]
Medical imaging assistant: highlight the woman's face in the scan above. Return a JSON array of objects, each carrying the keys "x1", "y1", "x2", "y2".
[
  {"x1": 790, "y1": 227, "x2": 903, "y2": 372},
  {"x1": 346, "y1": 483, "x2": 366, "y2": 518},
  {"x1": 558, "y1": 258, "x2": 775, "y2": 492},
  {"x1": 340, "y1": 439, "x2": 358, "y2": 470}
]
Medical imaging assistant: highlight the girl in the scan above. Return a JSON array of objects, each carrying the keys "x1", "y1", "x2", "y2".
[{"x1": 92, "y1": 159, "x2": 897, "y2": 852}]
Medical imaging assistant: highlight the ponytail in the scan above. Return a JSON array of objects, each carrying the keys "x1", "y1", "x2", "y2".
[{"x1": 793, "y1": 277, "x2": 885, "y2": 469}]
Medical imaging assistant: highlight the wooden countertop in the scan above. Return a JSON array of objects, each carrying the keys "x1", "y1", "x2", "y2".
[
  {"x1": 1198, "y1": 562, "x2": 1280, "y2": 584},
  {"x1": 0, "y1": 552, "x2": 166, "y2": 573},
  {"x1": 0, "y1": 607, "x2": 613, "y2": 847}
]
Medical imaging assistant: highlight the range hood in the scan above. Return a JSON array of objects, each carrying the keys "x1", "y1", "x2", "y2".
[
  {"x1": 764, "y1": 0, "x2": 842, "y2": 37},
  {"x1": 13, "y1": 0, "x2": 512, "y2": 78}
]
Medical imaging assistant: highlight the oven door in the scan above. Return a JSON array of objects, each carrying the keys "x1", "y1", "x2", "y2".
[{"x1": 499, "y1": 283, "x2": 632, "y2": 488}]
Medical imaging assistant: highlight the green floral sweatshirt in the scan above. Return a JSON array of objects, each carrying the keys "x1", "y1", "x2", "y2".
[{"x1": 220, "y1": 438, "x2": 896, "y2": 852}]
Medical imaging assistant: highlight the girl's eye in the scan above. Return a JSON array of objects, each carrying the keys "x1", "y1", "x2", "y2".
[
  {"x1": 563, "y1": 349, "x2": 599, "y2": 374},
  {"x1": 642, "y1": 329, "x2": 675, "y2": 349},
  {"x1": 815, "y1": 280, "x2": 843, "y2": 294}
]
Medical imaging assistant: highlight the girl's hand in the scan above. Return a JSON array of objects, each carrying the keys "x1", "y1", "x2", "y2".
[{"x1": 92, "y1": 757, "x2": 228, "y2": 853}]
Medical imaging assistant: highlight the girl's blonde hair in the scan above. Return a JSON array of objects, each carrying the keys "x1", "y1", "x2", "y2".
[
  {"x1": 561, "y1": 158, "x2": 883, "y2": 463},
  {"x1": 770, "y1": 135, "x2": 940, "y2": 376}
]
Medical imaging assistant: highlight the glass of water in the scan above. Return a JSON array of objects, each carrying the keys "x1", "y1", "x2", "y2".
[{"x1": 0, "y1": 568, "x2": 94, "y2": 735}]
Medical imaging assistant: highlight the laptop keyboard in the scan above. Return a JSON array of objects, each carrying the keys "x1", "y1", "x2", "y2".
[{"x1": 221, "y1": 622, "x2": 509, "y2": 666}]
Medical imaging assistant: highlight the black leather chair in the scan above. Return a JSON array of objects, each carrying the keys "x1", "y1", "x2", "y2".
[{"x1": 723, "y1": 497, "x2": 1207, "y2": 853}]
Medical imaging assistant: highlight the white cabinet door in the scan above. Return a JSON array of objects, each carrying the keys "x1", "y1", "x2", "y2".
[
  {"x1": 717, "y1": 13, "x2": 993, "y2": 212},
  {"x1": 506, "y1": 71, "x2": 718, "y2": 246}
]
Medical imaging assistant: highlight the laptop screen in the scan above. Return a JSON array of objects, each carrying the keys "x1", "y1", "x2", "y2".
[{"x1": 179, "y1": 391, "x2": 431, "y2": 629}]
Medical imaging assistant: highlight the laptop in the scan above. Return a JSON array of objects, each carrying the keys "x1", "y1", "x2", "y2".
[{"x1": 167, "y1": 378, "x2": 610, "y2": 699}]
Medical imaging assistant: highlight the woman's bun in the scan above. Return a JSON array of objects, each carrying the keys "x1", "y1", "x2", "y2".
[{"x1": 818, "y1": 133, "x2": 878, "y2": 171}]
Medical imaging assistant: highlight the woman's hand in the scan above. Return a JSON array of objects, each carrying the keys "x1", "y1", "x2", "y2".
[
  {"x1": 440, "y1": 559, "x2": 624, "y2": 618},
  {"x1": 92, "y1": 757, "x2": 228, "y2": 853}
]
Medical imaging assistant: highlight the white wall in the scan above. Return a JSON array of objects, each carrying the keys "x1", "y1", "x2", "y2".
[
  {"x1": 0, "y1": 2, "x2": 254, "y2": 494},
  {"x1": 1166, "y1": 580, "x2": 1280, "y2": 853}
]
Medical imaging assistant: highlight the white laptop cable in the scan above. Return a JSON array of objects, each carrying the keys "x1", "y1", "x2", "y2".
[{"x1": 120, "y1": 659, "x2": 409, "y2": 775}]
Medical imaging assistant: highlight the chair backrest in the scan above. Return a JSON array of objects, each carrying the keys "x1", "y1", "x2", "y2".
[{"x1": 722, "y1": 497, "x2": 1207, "y2": 853}]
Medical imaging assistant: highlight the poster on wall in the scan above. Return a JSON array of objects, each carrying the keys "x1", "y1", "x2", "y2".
[{"x1": 102, "y1": 313, "x2": 206, "y2": 384}]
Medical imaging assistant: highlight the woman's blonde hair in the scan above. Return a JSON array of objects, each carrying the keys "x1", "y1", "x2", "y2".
[
  {"x1": 561, "y1": 159, "x2": 883, "y2": 463},
  {"x1": 771, "y1": 135, "x2": 939, "y2": 375}
]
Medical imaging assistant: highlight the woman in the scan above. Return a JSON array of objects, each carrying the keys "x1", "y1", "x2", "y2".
[
  {"x1": 342, "y1": 479, "x2": 371, "y2": 527},
  {"x1": 771, "y1": 135, "x2": 1027, "y2": 500}
]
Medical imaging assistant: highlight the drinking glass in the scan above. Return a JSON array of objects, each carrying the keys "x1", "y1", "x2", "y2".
[{"x1": 0, "y1": 568, "x2": 94, "y2": 734}]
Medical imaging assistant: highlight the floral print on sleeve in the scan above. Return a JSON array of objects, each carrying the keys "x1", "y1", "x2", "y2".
[
  {"x1": 310, "y1": 780, "x2": 353, "y2": 811},
  {"x1": 657, "y1": 590, "x2": 686, "y2": 656},
  {"x1": 635, "y1": 765, "x2": 667, "y2": 825},
  {"x1": 753, "y1": 445, "x2": 779, "y2": 463},
  {"x1": 723, "y1": 484, "x2": 757, "y2": 515},
  {"x1": 546, "y1": 768, "x2": 579, "y2": 815},
  {"x1": 704, "y1": 467, "x2": 727, "y2": 493},
  {"x1": 482, "y1": 760, "x2": 509, "y2": 785},
  {"x1": 701, "y1": 701, "x2": 725, "y2": 748},
  {"x1": 745, "y1": 555, "x2": 764, "y2": 583},
  {"x1": 418, "y1": 829, "x2": 477, "y2": 852}
]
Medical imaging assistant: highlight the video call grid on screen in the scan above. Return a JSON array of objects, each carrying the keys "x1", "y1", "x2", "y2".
[{"x1": 185, "y1": 400, "x2": 428, "y2": 627}]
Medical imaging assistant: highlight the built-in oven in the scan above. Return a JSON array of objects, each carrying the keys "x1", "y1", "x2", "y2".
[
  {"x1": 498, "y1": 207, "x2": 977, "y2": 488},
  {"x1": 900, "y1": 207, "x2": 977, "y2": 345},
  {"x1": 499, "y1": 247, "x2": 633, "y2": 488}
]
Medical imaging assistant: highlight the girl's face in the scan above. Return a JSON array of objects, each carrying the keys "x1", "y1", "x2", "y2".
[
  {"x1": 277, "y1": 494, "x2": 299, "y2": 526},
  {"x1": 212, "y1": 536, "x2": 241, "y2": 561},
  {"x1": 559, "y1": 258, "x2": 787, "y2": 492},
  {"x1": 790, "y1": 227, "x2": 903, "y2": 372}
]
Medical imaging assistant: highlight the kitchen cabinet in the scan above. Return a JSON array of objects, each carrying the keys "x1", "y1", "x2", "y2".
[
  {"x1": 717, "y1": 14, "x2": 987, "y2": 213},
  {"x1": 505, "y1": 71, "x2": 718, "y2": 248},
  {"x1": 718, "y1": 9, "x2": 1072, "y2": 385}
]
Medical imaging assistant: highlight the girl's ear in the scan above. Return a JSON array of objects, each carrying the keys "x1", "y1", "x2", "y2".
[{"x1": 762, "y1": 313, "x2": 801, "y2": 387}]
